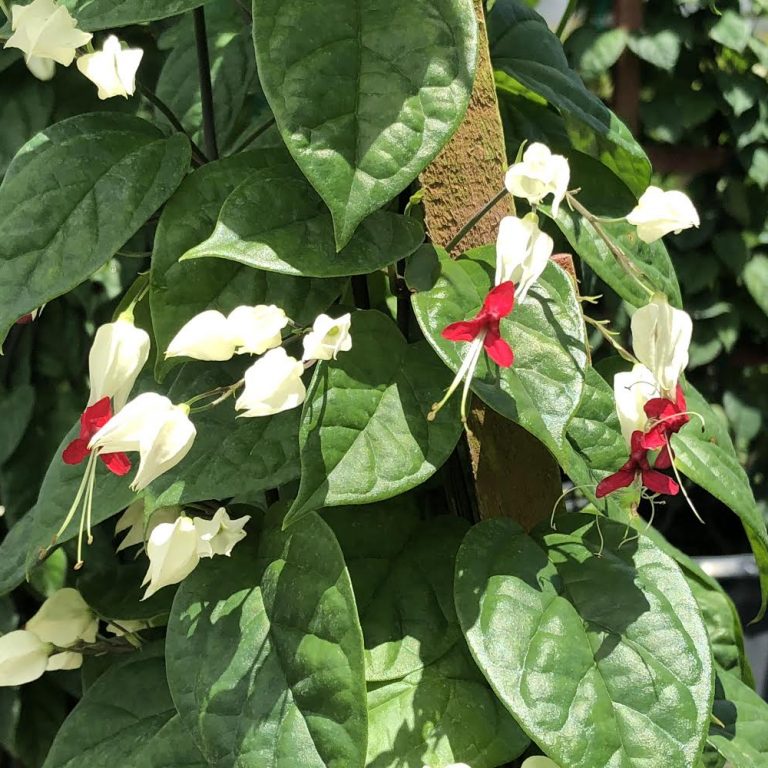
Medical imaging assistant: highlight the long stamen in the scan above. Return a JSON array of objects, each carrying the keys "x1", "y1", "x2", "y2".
[
  {"x1": 428, "y1": 336, "x2": 485, "y2": 422},
  {"x1": 52, "y1": 452, "x2": 96, "y2": 545},
  {"x1": 75, "y1": 454, "x2": 98, "y2": 569},
  {"x1": 549, "y1": 483, "x2": 596, "y2": 530},
  {"x1": 459, "y1": 335, "x2": 486, "y2": 434},
  {"x1": 84, "y1": 454, "x2": 98, "y2": 546},
  {"x1": 666, "y1": 443, "x2": 705, "y2": 524}
]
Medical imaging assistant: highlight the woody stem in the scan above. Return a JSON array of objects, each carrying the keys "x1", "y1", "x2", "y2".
[{"x1": 445, "y1": 188, "x2": 509, "y2": 254}]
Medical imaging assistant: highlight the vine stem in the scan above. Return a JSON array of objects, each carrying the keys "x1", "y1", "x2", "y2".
[
  {"x1": 555, "y1": 0, "x2": 578, "y2": 39},
  {"x1": 136, "y1": 82, "x2": 208, "y2": 166},
  {"x1": 445, "y1": 188, "x2": 508, "y2": 253},
  {"x1": 230, "y1": 117, "x2": 277, "y2": 154},
  {"x1": 0, "y1": 0, "x2": 9, "y2": 19},
  {"x1": 194, "y1": 7, "x2": 219, "y2": 160}
]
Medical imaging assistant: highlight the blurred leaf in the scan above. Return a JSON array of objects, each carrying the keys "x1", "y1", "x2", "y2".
[
  {"x1": 743, "y1": 254, "x2": 768, "y2": 316},
  {"x1": 628, "y1": 27, "x2": 682, "y2": 71},
  {"x1": 566, "y1": 26, "x2": 628, "y2": 79},
  {"x1": 709, "y1": 10, "x2": 752, "y2": 53}
]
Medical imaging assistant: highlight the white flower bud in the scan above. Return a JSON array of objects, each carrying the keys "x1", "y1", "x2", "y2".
[
  {"x1": 115, "y1": 500, "x2": 180, "y2": 553},
  {"x1": 228, "y1": 305, "x2": 288, "y2": 356},
  {"x1": 141, "y1": 517, "x2": 200, "y2": 600},
  {"x1": 165, "y1": 310, "x2": 240, "y2": 362},
  {"x1": 626, "y1": 186, "x2": 700, "y2": 244},
  {"x1": 302, "y1": 313, "x2": 352, "y2": 361},
  {"x1": 0, "y1": 630, "x2": 51, "y2": 686},
  {"x1": 631, "y1": 295, "x2": 692, "y2": 395},
  {"x1": 613, "y1": 364, "x2": 660, "y2": 448},
  {"x1": 4, "y1": 0, "x2": 92, "y2": 66},
  {"x1": 235, "y1": 348, "x2": 306, "y2": 418},
  {"x1": 88, "y1": 315, "x2": 150, "y2": 412},
  {"x1": 26, "y1": 55, "x2": 55, "y2": 80},
  {"x1": 46, "y1": 651, "x2": 83, "y2": 671},
  {"x1": 76, "y1": 35, "x2": 142, "y2": 100},
  {"x1": 504, "y1": 143, "x2": 570, "y2": 216},
  {"x1": 194, "y1": 508, "x2": 250, "y2": 558},
  {"x1": 25, "y1": 588, "x2": 97, "y2": 647},
  {"x1": 495, "y1": 213, "x2": 553, "y2": 300},
  {"x1": 88, "y1": 392, "x2": 196, "y2": 492}
]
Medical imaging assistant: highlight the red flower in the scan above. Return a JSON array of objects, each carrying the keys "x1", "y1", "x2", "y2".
[
  {"x1": 62, "y1": 397, "x2": 131, "y2": 476},
  {"x1": 442, "y1": 281, "x2": 516, "y2": 367},
  {"x1": 641, "y1": 384, "x2": 690, "y2": 451},
  {"x1": 596, "y1": 430, "x2": 679, "y2": 498}
]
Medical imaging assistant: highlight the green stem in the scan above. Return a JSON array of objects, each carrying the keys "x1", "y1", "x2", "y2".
[
  {"x1": 0, "y1": 0, "x2": 9, "y2": 19},
  {"x1": 555, "y1": 0, "x2": 579, "y2": 40},
  {"x1": 230, "y1": 117, "x2": 277, "y2": 154},
  {"x1": 445, "y1": 188, "x2": 508, "y2": 253},
  {"x1": 187, "y1": 378, "x2": 244, "y2": 413},
  {"x1": 193, "y1": 7, "x2": 219, "y2": 160}
]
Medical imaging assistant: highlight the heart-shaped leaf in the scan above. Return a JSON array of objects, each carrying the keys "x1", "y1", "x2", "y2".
[{"x1": 60, "y1": 0, "x2": 213, "y2": 30}]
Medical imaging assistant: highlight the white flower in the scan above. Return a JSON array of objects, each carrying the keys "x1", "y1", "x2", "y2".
[
  {"x1": 626, "y1": 186, "x2": 700, "y2": 244},
  {"x1": 26, "y1": 55, "x2": 55, "y2": 80},
  {"x1": 613, "y1": 364, "x2": 660, "y2": 447},
  {"x1": 522, "y1": 759, "x2": 560, "y2": 768},
  {"x1": 105, "y1": 619, "x2": 150, "y2": 637},
  {"x1": 88, "y1": 392, "x2": 196, "y2": 491},
  {"x1": 194, "y1": 507, "x2": 250, "y2": 558},
  {"x1": 495, "y1": 213, "x2": 553, "y2": 300},
  {"x1": 0, "y1": 630, "x2": 51, "y2": 686},
  {"x1": 4, "y1": 0, "x2": 92, "y2": 67},
  {"x1": 235, "y1": 348, "x2": 306, "y2": 418},
  {"x1": 631, "y1": 295, "x2": 692, "y2": 395},
  {"x1": 88, "y1": 315, "x2": 150, "y2": 412},
  {"x1": 76, "y1": 35, "x2": 142, "y2": 100},
  {"x1": 302, "y1": 313, "x2": 352, "y2": 361},
  {"x1": 229, "y1": 305, "x2": 288, "y2": 355},
  {"x1": 141, "y1": 516, "x2": 200, "y2": 600},
  {"x1": 115, "y1": 500, "x2": 179, "y2": 553},
  {"x1": 165, "y1": 310, "x2": 238, "y2": 361},
  {"x1": 504, "y1": 142, "x2": 570, "y2": 216},
  {"x1": 25, "y1": 588, "x2": 97, "y2": 647},
  {"x1": 46, "y1": 651, "x2": 83, "y2": 671}
]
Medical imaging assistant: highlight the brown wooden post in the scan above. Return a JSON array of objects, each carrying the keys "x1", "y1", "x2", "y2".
[
  {"x1": 613, "y1": 0, "x2": 644, "y2": 134},
  {"x1": 419, "y1": 0, "x2": 563, "y2": 529}
]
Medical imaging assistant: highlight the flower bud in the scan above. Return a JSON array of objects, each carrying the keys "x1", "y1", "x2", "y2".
[
  {"x1": 88, "y1": 315, "x2": 150, "y2": 412},
  {"x1": 495, "y1": 213, "x2": 553, "y2": 301},
  {"x1": 165, "y1": 310, "x2": 240, "y2": 361},
  {"x1": 115, "y1": 500, "x2": 180, "y2": 553},
  {"x1": 613, "y1": 364, "x2": 660, "y2": 448},
  {"x1": 141, "y1": 517, "x2": 200, "y2": 600},
  {"x1": 4, "y1": 0, "x2": 92, "y2": 67},
  {"x1": 88, "y1": 392, "x2": 196, "y2": 491},
  {"x1": 76, "y1": 35, "x2": 143, "y2": 100},
  {"x1": 0, "y1": 631, "x2": 51, "y2": 687},
  {"x1": 194, "y1": 508, "x2": 250, "y2": 558},
  {"x1": 302, "y1": 313, "x2": 352, "y2": 361},
  {"x1": 626, "y1": 186, "x2": 700, "y2": 244},
  {"x1": 47, "y1": 651, "x2": 83, "y2": 671},
  {"x1": 235, "y1": 348, "x2": 306, "y2": 418},
  {"x1": 25, "y1": 588, "x2": 98, "y2": 647},
  {"x1": 26, "y1": 55, "x2": 55, "y2": 81},
  {"x1": 631, "y1": 295, "x2": 692, "y2": 395},
  {"x1": 504, "y1": 143, "x2": 570, "y2": 216},
  {"x1": 229, "y1": 305, "x2": 288, "y2": 356}
]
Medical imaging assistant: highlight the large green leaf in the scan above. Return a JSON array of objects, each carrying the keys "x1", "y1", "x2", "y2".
[
  {"x1": 0, "y1": 77, "x2": 54, "y2": 177},
  {"x1": 285, "y1": 311, "x2": 462, "y2": 526},
  {"x1": 488, "y1": 0, "x2": 650, "y2": 195},
  {"x1": 251, "y1": 0, "x2": 477, "y2": 247},
  {"x1": 133, "y1": 716, "x2": 207, "y2": 768},
  {"x1": 0, "y1": 384, "x2": 35, "y2": 466},
  {"x1": 166, "y1": 505, "x2": 367, "y2": 768},
  {"x1": 672, "y1": 384, "x2": 768, "y2": 621},
  {"x1": 455, "y1": 514, "x2": 713, "y2": 768},
  {"x1": 60, "y1": 0, "x2": 213, "y2": 30},
  {"x1": 324, "y1": 498, "x2": 469, "y2": 681},
  {"x1": 411, "y1": 246, "x2": 587, "y2": 452},
  {"x1": 150, "y1": 151, "x2": 344, "y2": 379},
  {"x1": 181, "y1": 160, "x2": 425, "y2": 277},
  {"x1": 366, "y1": 643, "x2": 529, "y2": 768},
  {"x1": 42, "y1": 646, "x2": 175, "y2": 768},
  {"x1": 0, "y1": 113, "x2": 190, "y2": 345}
]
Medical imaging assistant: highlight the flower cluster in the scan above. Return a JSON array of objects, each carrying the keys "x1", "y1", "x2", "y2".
[
  {"x1": 597, "y1": 295, "x2": 694, "y2": 499},
  {"x1": 0, "y1": 589, "x2": 97, "y2": 686},
  {"x1": 4, "y1": 0, "x2": 142, "y2": 97}
]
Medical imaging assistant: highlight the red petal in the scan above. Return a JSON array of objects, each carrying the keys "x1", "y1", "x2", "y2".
[
  {"x1": 62, "y1": 438, "x2": 89, "y2": 466},
  {"x1": 642, "y1": 469, "x2": 679, "y2": 496},
  {"x1": 81, "y1": 397, "x2": 114, "y2": 439},
  {"x1": 100, "y1": 452, "x2": 132, "y2": 476},
  {"x1": 675, "y1": 385, "x2": 687, "y2": 413},
  {"x1": 481, "y1": 281, "x2": 515, "y2": 319},
  {"x1": 644, "y1": 396, "x2": 676, "y2": 421},
  {"x1": 483, "y1": 328, "x2": 514, "y2": 367},
  {"x1": 641, "y1": 423, "x2": 668, "y2": 451},
  {"x1": 596, "y1": 469, "x2": 637, "y2": 498},
  {"x1": 654, "y1": 443, "x2": 673, "y2": 470},
  {"x1": 629, "y1": 430, "x2": 647, "y2": 454},
  {"x1": 442, "y1": 319, "x2": 484, "y2": 342}
]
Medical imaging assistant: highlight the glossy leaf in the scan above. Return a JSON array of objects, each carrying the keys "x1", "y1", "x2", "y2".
[
  {"x1": 0, "y1": 385, "x2": 35, "y2": 466},
  {"x1": 133, "y1": 716, "x2": 207, "y2": 768},
  {"x1": 285, "y1": 311, "x2": 462, "y2": 526},
  {"x1": 0, "y1": 114, "x2": 190, "y2": 345},
  {"x1": 166, "y1": 505, "x2": 367, "y2": 768},
  {"x1": 251, "y1": 0, "x2": 477, "y2": 246},
  {"x1": 181, "y1": 160, "x2": 425, "y2": 277},
  {"x1": 0, "y1": 77, "x2": 54, "y2": 177},
  {"x1": 411, "y1": 246, "x2": 587, "y2": 451},
  {"x1": 60, "y1": 0, "x2": 213, "y2": 30},
  {"x1": 455, "y1": 514, "x2": 713, "y2": 768}
]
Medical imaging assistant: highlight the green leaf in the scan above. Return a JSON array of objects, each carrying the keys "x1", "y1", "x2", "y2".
[
  {"x1": 60, "y1": 0, "x2": 213, "y2": 30},
  {"x1": 285, "y1": 311, "x2": 462, "y2": 526},
  {"x1": 0, "y1": 77, "x2": 54, "y2": 177},
  {"x1": 251, "y1": 0, "x2": 477, "y2": 247},
  {"x1": 455, "y1": 514, "x2": 713, "y2": 768},
  {"x1": 0, "y1": 384, "x2": 34, "y2": 466},
  {"x1": 166, "y1": 505, "x2": 367, "y2": 768},
  {"x1": 488, "y1": 0, "x2": 651, "y2": 195},
  {"x1": 709, "y1": 10, "x2": 752, "y2": 53},
  {"x1": 627, "y1": 28, "x2": 682, "y2": 71},
  {"x1": 150, "y1": 151, "x2": 344, "y2": 380},
  {"x1": 410, "y1": 246, "x2": 587, "y2": 452},
  {"x1": 744, "y1": 254, "x2": 768, "y2": 316},
  {"x1": 181, "y1": 160, "x2": 425, "y2": 277},
  {"x1": 366, "y1": 643, "x2": 529, "y2": 768},
  {"x1": 42, "y1": 646, "x2": 175, "y2": 768},
  {"x1": 672, "y1": 384, "x2": 768, "y2": 621},
  {"x1": 16, "y1": 678, "x2": 70, "y2": 768},
  {"x1": 133, "y1": 716, "x2": 207, "y2": 768},
  {"x1": 565, "y1": 27, "x2": 628, "y2": 80},
  {"x1": 324, "y1": 499, "x2": 469, "y2": 681},
  {"x1": 0, "y1": 113, "x2": 190, "y2": 345}
]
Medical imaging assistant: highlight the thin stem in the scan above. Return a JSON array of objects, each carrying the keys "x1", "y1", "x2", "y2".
[
  {"x1": 194, "y1": 7, "x2": 219, "y2": 160},
  {"x1": 445, "y1": 188, "x2": 508, "y2": 253},
  {"x1": 230, "y1": 117, "x2": 277, "y2": 154},
  {"x1": 555, "y1": 0, "x2": 578, "y2": 39},
  {"x1": 583, "y1": 315, "x2": 637, "y2": 362},
  {"x1": 351, "y1": 275, "x2": 370, "y2": 309},
  {"x1": 136, "y1": 82, "x2": 208, "y2": 166},
  {"x1": 187, "y1": 379, "x2": 244, "y2": 413},
  {"x1": 0, "y1": 0, "x2": 10, "y2": 19}
]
